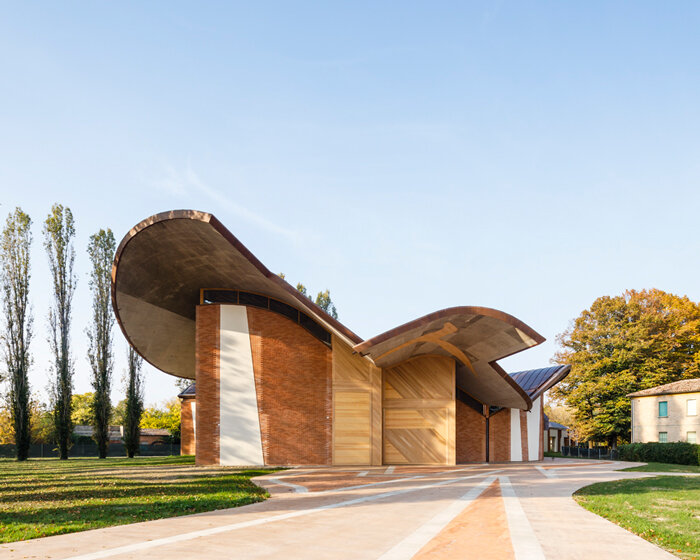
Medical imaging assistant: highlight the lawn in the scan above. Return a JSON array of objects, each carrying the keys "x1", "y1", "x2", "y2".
[
  {"x1": 574, "y1": 476, "x2": 700, "y2": 560},
  {"x1": 621, "y1": 462, "x2": 700, "y2": 473},
  {"x1": 0, "y1": 455, "x2": 276, "y2": 543}
]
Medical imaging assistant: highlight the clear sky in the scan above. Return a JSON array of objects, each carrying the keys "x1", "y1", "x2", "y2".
[{"x1": 1, "y1": 2, "x2": 699, "y2": 407}]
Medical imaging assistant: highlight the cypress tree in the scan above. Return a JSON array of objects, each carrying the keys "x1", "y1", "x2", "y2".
[
  {"x1": 87, "y1": 229, "x2": 116, "y2": 459},
  {"x1": 123, "y1": 345, "x2": 143, "y2": 458},
  {"x1": 0, "y1": 208, "x2": 33, "y2": 460},
  {"x1": 44, "y1": 204, "x2": 76, "y2": 460}
]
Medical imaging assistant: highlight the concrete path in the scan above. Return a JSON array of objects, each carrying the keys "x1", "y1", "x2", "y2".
[{"x1": 0, "y1": 459, "x2": 684, "y2": 560}]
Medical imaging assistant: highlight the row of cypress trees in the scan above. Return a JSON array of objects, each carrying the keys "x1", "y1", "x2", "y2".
[{"x1": 0, "y1": 204, "x2": 144, "y2": 460}]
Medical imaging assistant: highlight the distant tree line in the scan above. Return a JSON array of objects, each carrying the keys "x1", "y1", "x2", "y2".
[{"x1": 0, "y1": 205, "x2": 145, "y2": 461}]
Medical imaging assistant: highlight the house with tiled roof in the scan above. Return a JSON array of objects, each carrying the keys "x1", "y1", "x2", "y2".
[{"x1": 628, "y1": 379, "x2": 700, "y2": 444}]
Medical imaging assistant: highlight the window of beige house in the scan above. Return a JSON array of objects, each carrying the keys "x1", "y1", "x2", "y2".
[
  {"x1": 688, "y1": 432, "x2": 697, "y2": 444},
  {"x1": 658, "y1": 432, "x2": 668, "y2": 443},
  {"x1": 658, "y1": 401, "x2": 668, "y2": 417},
  {"x1": 688, "y1": 399, "x2": 697, "y2": 416}
]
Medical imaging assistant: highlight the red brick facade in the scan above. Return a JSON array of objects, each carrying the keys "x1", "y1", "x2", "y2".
[
  {"x1": 195, "y1": 305, "x2": 220, "y2": 466},
  {"x1": 247, "y1": 307, "x2": 332, "y2": 465},
  {"x1": 520, "y1": 410, "x2": 529, "y2": 461},
  {"x1": 488, "y1": 408, "x2": 511, "y2": 462},
  {"x1": 455, "y1": 400, "x2": 486, "y2": 463},
  {"x1": 179, "y1": 396, "x2": 195, "y2": 456}
]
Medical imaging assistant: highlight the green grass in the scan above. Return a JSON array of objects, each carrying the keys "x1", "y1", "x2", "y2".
[
  {"x1": 574, "y1": 476, "x2": 700, "y2": 560},
  {"x1": 0, "y1": 456, "x2": 277, "y2": 543},
  {"x1": 621, "y1": 462, "x2": 700, "y2": 473}
]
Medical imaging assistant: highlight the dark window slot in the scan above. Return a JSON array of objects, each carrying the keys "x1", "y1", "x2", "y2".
[{"x1": 238, "y1": 291, "x2": 269, "y2": 309}]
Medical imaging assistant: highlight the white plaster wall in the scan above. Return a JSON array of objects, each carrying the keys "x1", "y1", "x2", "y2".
[
  {"x1": 219, "y1": 306, "x2": 264, "y2": 466},
  {"x1": 510, "y1": 408, "x2": 522, "y2": 461},
  {"x1": 191, "y1": 402, "x2": 196, "y2": 440},
  {"x1": 527, "y1": 397, "x2": 542, "y2": 460}
]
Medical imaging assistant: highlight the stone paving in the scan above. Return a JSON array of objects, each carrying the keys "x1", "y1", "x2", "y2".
[{"x1": 0, "y1": 459, "x2": 685, "y2": 560}]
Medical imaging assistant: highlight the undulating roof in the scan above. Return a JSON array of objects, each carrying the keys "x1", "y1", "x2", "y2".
[
  {"x1": 509, "y1": 365, "x2": 571, "y2": 401},
  {"x1": 112, "y1": 210, "x2": 558, "y2": 410},
  {"x1": 628, "y1": 378, "x2": 700, "y2": 398},
  {"x1": 111, "y1": 210, "x2": 362, "y2": 379},
  {"x1": 355, "y1": 308, "x2": 545, "y2": 410}
]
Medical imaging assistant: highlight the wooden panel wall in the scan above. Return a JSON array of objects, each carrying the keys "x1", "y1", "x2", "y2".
[
  {"x1": 383, "y1": 355, "x2": 456, "y2": 465},
  {"x1": 332, "y1": 336, "x2": 382, "y2": 465}
]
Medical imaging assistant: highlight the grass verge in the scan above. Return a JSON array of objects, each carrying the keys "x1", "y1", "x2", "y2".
[
  {"x1": 620, "y1": 462, "x2": 700, "y2": 473},
  {"x1": 574, "y1": 476, "x2": 700, "y2": 560},
  {"x1": 0, "y1": 456, "x2": 277, "y2": 543}
]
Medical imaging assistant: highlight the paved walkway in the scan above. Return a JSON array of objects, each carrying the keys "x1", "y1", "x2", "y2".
[{"x1": 0, "y1": 459, "x2": 683, "y2": 560}]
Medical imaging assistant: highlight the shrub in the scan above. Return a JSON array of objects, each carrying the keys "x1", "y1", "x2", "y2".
[{"x1": 619, "y1": 442, "x2": 699, "y2": 465}]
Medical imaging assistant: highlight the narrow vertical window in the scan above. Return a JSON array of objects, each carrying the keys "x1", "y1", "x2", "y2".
[
  {"x1": 658, "y1": 401, "x2": 668, "y2": 417},
  {"x1": 658, "y1": 432, "x2": 668, "y2": 443},
  {"x1": 687, "y1": 399, "x2": 697, "y2": 416},
  {"x1": 687, "y1": 432, "x2": 697, "y2": 444}
]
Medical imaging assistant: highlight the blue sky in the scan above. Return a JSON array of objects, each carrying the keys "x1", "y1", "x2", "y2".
[{"x1": 1, "y1": 2, "x2": 699, "y2": 406}]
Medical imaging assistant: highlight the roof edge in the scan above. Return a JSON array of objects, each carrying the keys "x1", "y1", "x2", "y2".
[
  {"x1": 111, "y1": 210, "x2": 364, "y2": 374},
  {"x1": 490, "y1": 361, "x2": 533, "y2": 411},
  {"x1": 353, "y1": 306, "x2": 545, "y2": 355},
  {"x1": 529, "y1": 365, "x2": 572, "y2": 402}
]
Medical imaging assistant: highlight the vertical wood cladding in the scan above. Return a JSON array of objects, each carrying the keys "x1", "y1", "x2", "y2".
[
  {"x1": 179, "y1": 397, "x2": 195, "y2": 456},
  {"x1": 247, "y1": 307, "x2": 332, "y2": 465},
  {"x1": 455, "y1": 400, "x2": 486, "y2": 463},
  {"x1": 332, "y1": 337, "x2": 382, "y2": 466},
  {"x1": 195, "y1": 305, "x2": 220, "y2": 466},
  {"x1": 488, "y1": 408, "x2": 511, "y2": 461}
]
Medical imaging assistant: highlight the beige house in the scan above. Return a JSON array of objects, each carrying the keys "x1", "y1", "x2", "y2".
[{"x1": 628, "y1": 379, "x2": 700, "y2": 444}]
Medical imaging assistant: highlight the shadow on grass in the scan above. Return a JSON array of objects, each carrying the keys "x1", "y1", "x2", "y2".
[{"x1": 575, "y1": 475, "x2": 700, "y2": 497}]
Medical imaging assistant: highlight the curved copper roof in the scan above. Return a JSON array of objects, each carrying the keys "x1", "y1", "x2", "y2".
[
  {"x1": 111, "y1": 210, "x2": 362, "y2": 378},
  {"x1": 112, "y1": 210, "x2": 548, "y2": 409},
  {"x1": 354, "y1": 308, "x2": 545, "y2": 409}
]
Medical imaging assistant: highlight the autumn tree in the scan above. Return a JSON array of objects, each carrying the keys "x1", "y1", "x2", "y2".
[
  {"x1": 123, "y1": 346, "x2": 144, "y2": 458},
  {"x1": 0, "y1": 208, "x2": 33, "y2": 460},
  {"x1": 44, "y1": 204, "x2": 77, "y2": 460},
  {"x1": 141, "y1": 399, "x2": 181, "y2": 440},
  {"x1": 70, "y1": 392, "x2": 95, "y2": 425},
  {"x1": 553, "y1": 289, "x2": 700, "y2": 447},
  {"x1": 87, "y1": 229, "x2": 116, "y2": 459}
]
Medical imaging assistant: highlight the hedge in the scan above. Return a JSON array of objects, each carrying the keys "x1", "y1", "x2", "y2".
[{"x1": 618, "y1": 442, "x2": 700, "y2": 466}]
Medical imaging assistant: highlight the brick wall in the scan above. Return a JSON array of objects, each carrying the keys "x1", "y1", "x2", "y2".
[
  {"x1": 488, "y1": 408, "x2": 511, "y2": 461},
  {"x1": 455, "y1": 400, "x2": 486, "y2": 463},
  {"x1": 247, "y1": 307, "x2": 332, "y2": 465},
  {"x1": 180, "y1": 396, "x2": 195, "y2": 456},
  {"x1": 520, "y1": 410, "x2": 529, "y2": 461},
  {"x1": 195, "y1": 305, "x2": 220, "y2": 466}
]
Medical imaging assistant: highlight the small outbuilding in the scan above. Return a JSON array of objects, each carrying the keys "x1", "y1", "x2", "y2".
[{"x1": 542, "y1": 414, "x2": 570, "y2": 453}]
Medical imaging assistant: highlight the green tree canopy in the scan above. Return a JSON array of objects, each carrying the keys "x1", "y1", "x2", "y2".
[
  {"x1": 553, "y1": 289, "x2": 700, "y2": 446},
  {"x1": 71, "y1": 392, "x2": 95, "y2": 425},
  {"x1": 278, "y1": 274, "x2": 340, "y2": 319},
  {"x1": 140, "y1": 398, "x2": 180, "y2": 439}
]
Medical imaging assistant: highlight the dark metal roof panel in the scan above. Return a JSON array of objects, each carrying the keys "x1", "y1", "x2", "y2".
[
  {"x1": 178, "y1": 382, "x2": 196, "y2": 397},
  {"x1": 509, "y1": 365, "x2": 571, "y2": 400}
]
